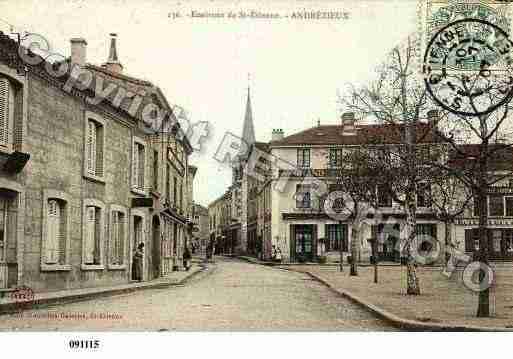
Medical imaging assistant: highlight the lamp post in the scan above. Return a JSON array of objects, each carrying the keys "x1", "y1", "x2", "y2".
[
  {"x1": 339, "y1": 219, "x2": 344, "y2": 272},
  {"x1": 372, "y1": 236, "x2": 378, "y2": 284}
]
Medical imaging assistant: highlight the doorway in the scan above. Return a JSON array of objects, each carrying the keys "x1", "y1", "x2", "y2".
[
  {"x1": 0, "y1": 190, "x2": 17, "y2": 289},
  {"x1": 293, "y1": 225, "x2": 314, "y2": 262},
  {"x1": 152, "y1": 215, "x2": 161, "y2": 279}
]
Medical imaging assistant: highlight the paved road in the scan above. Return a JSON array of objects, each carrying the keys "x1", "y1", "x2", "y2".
[{"x1": 0, "y1": 258, "x2": 396, "y2": 331}]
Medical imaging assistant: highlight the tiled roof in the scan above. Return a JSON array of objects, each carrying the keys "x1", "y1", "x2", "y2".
[
  {"x1": 254, "y1": 141, "x2": 270, "y2": 152},
  {"x1": 448, "y1": 144, "x2": 513, "y2": 171},
  {"x1": 269, "y1": 122, "x2": 442, "y2": 146},
  {"x1": 0, "y1": 32, "x2": 195, "y2": 152}
]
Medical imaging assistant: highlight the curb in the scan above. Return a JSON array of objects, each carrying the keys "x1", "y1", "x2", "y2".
[
  {"x1": 232, "y1": 255, "x2": 426, "y2": 268},
  {"x1": 0, "y1": 262, "x2": 210, "y2": 316},
  {"x1": 234, "y1": 256, "x2": 512, "y2": 332}
]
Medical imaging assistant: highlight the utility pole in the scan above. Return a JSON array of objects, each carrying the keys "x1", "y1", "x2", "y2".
[{"x1": 339, "y1": 219, "x2": 343, "y2": 271}]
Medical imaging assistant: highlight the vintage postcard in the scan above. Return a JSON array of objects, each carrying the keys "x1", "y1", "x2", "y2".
[{"x1": 0, "y1": 0, "x2": 512, "y2": 353}]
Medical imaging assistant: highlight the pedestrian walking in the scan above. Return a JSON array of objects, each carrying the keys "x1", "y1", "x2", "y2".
[{"x1": 132, "y1": 242, "x2": 144, "y2": 281}]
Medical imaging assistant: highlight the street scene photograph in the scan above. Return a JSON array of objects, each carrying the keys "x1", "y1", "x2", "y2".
[{"x1": 0, "y1": 1, "x2": 512, "y2": 351}]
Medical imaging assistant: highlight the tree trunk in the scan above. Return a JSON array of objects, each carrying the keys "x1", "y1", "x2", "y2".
[
  {"x1": 444, "y1": 220, "x2": 451, "y2": 268},
  {"x1": 405, "y1": 201, "x2": 421, "y2": 295},
  {"x1": 476, "y1": 182, "x2": 490, "y2": 317},
  {"x1": 350, "y1": 223, "x2": 360, "y2": 276},
  {"x1": 339, "y1": 220, "x2": 344, "y2": 272}
]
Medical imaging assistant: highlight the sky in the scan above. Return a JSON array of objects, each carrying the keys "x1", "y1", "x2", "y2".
[{"x1": 0, "y1": 0, "x2": 419, "y2": 206}]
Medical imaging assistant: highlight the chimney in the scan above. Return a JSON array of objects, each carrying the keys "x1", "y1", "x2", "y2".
[
  {"x1": 272, "y1": 128, "x2": 284, "y2": 141},
  {"x1": 103, "y1": 33, "x2": 123, "y2": 73},
  {"x1": 341, "y1": 112, "x2": 356, "y2": 136},
  {"x1": 70, "y1": 38, "x2": 87, "y2": 67}
]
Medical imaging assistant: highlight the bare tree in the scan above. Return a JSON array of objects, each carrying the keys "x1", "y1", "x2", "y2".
[
  {"x1": 326, "y1": 148, "x2": 383, "y2": 277},
  {"x1": 339, "y1": 37, "x2": 436, "y2": 295}
]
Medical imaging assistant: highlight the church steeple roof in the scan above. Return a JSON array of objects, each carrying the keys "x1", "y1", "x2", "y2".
[{"x1": 240, "y1": 86, "x2": 256, "y2": 155}]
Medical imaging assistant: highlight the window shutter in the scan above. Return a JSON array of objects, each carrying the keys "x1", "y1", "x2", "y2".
[
  {"x1": 118, "y1": 213, "x2": 124, "y2": 265},
  {"x1": 58, "y1": 203, "x2": 66, "y2": 264},
  {"x1": 94, "y1": 208, "x2": 101, "y2": 264},
  {"x1": 0, "y1": 78, "x2": 9, "y2": 146},
  {"x1": 138, "y1": 144, "x2": 145, "y2": 189},
  {"x1": 87, "y1": 121, "x2": 96, "y2": 175},
  {"x1": 132, "y1": 142, "x2": 139, "y2": 189},
  {"x1": 46, "y1": 200, "x2": 59, "y2": 264},
  {"x1": 84, "y1": 206, "x2": 95, "y2": 264},
  {"x1": 111, "y1": 211, "x2": 118, "y2": 265},
  {"x1": 95, "y1": 125, "x2": 103, "y2": 177}
]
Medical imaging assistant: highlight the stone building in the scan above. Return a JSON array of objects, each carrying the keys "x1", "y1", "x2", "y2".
[
  {"x1": 0, "y1": 31, "x2": 194, "y2": 293},
  {"x1": 208, "y1": 189, "x2": 232, "y2": 254},
  {"x1": 191, "y1": 203, "x2": 208, "y2": 254}
]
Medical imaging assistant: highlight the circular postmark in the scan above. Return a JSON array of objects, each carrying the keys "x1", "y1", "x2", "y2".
[
  {"x1": 9, "y1": 285, "x2": 35, "y2": 311},
  {"x1": 423, "y1": 18, "x2": 513, "y2": 116}
]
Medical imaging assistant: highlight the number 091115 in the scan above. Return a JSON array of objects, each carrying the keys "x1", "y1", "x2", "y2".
[{"x1": 69, "y1": 340, "x2": 100, "y2": 349}]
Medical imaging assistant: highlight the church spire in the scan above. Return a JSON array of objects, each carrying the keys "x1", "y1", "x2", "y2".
[{"x1": 240, "y1": 84, "x2": 256, "y2": 155}]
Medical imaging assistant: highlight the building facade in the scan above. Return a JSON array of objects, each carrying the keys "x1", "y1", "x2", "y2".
[
  {"x1": 0, "y1": 32, "x2": 194, "y2": 293},
  {"x1": 191, "y1": 203, "x2": 208, "y2": 254}
]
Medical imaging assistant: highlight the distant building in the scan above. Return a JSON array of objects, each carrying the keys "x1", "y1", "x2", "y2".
[
  {"x1": 215, "y1": 87, "x2": 513, "y2": 263},
  {"x1": 191, "y1": 203, "x2": 208, "y2": 254}
]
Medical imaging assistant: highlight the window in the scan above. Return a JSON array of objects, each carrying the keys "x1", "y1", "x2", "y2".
[
  {"x1": 179, "y1": 180, "x2": 183, "y2": 212},
  {"x1": 41, "y1": 190, "x2": 70, "y2": 271},
  {"x1": 84, "y1": 113, "x2": 105, "y2": 180},
  {"x1": 417, "y1": 183, "x2": 432, "y2": 208},
  {"x1": 465, "y1": 229, "x2": 479, "y2": 252},
  {"x1": 506, "y1": 197, "x2": 513, "y2": 217},
  {"x1": 173, "y1": 177, "x2": 177, "y2": 208},
  {"x1": 326, "y1": 224, "x2": 347, "y2": 252},
  {"x1": 132, "y1": 138, "x2": 146, "y2": 193},
  {"x1": 489, "y1": 195, "x2": 504, "y2": 217},
  {"x1": 297, "y1": 148, "x2": 310, "y2": 168},
  {"x1": 109, "y1": 205, "x2": 127, "y2": 268},
  {"x1": 45, "y1": 200, "x2": 62, "y2": 264},
  {"x1": 166, "y1": 164, "x2": 171, "y2": 204},
  {"x1": 377, "y1": 184, "x2": 392, "y2": 207},
  {"x1": 82, "y1": 199, "x2": 105, "y2": 269},
  {"x1": 296, "y1": 184, "x2": 311, "y2": 208},
  {"x1": 152, "y1": 150, "x2": 159, "y2": 192},
  {"x1": 329, "y1": 148, "x2": 343, "y2": 168}
]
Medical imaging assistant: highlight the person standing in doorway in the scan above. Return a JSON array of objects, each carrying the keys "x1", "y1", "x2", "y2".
[{"x1": 132, "y1": 243, "x2": 144, "y2": 282}]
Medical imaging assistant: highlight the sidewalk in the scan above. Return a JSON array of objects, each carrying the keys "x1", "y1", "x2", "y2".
[
  {"x1": 236, "y1": 255, "x2": 513, "y2": 331},
  {"x1": 0, "y1": 261, "x2": 207, "y2": 315},
  {"x1": 285, "y1": 265, "x2": 513, "y2": 331}
]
